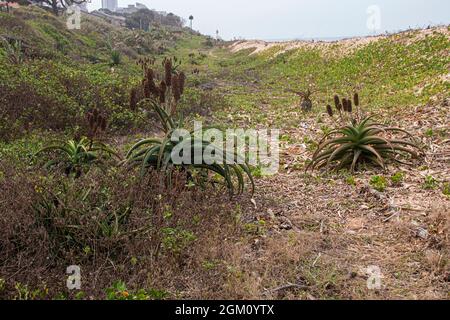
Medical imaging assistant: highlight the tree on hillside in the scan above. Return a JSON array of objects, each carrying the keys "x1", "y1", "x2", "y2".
[
  {"x1": 165, "y1": 13, "x2": 183, "y2": 28},
  {"x1": 125, "y1": 9, "x2": 155, "y2": 31},
  {"x1": 125, "y1": 9, "x2": 184, "y2": 30},
  {"x1": 36, "y1": 0, "x2": 87, "y2": 16}
]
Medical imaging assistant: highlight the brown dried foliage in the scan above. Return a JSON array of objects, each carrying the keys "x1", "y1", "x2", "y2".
[{"x1": 0, "y1": 162, "x2": 242, "y2": 299}]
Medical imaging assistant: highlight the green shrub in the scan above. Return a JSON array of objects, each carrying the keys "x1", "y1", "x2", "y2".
[
  {"x1": 35, "y1": 136, "x2": 118, "y2": 178},
  {"x1": 0, "y1": 36, "x2": 24, "y2": 64},
  {"x1": 110, "y1": 50, "x2": 121, "y2": 66},
  {"x1": 370, "y1": 175, "x2": 387, "y2": 192},
  {"x1": 105, "y1": 281, "x2": 168, "y2": 300},
  {"x1": 346, "y1": 175, "x2": 356, "y2": 186},
  {"x1": 424, "y1": 128, "x2": 434, "y2": 138},
  {"x1": 161, "y1": 227, "x2": 197, "y2": 254},
  {"x1": 423, "y1": 175, "x2": 438, "y2": 190},
  {"x1": 390, "y1": 172, "x2": 405, "y2": 186},
  {"x1": 442, "y1": 183, "x2": 450, "y2": 197}
]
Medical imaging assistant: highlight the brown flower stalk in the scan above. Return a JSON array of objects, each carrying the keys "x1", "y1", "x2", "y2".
[
  {"x1": 172, "y1": 74, "x2": 181, "y2": 102},
  {"x1": 353, "y1": 93, "x2": 359, "y2": 107},
  {"x1": 164, "y1": 59, "x2": 172, "y2": 87},
  {"x1": 143, "y1": 80, "x2": 151, "y2": 99},
  {"x1": 130, "y1": 88, "x2": 138, "y2": 111},
  {"x1": 178, "y1": 72, "x2": 186, "y2": 94},
  {"x1": 86, "y1": 109, "x2": 107, "y2": 143},
  {"x1": 159, "y1": 80, "x2": 167, "y2": 103},
  {"x1": 326, "y1": 105, "x2": 333, "y2": 117},
  {"x1": 334, "y1": 95, "x2": 341, "y2": 111},
  {"x1": 342, "y1": 98, "x2": 348, "y2": 112}
]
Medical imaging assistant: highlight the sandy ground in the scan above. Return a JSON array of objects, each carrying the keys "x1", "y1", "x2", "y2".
[
  {"x1": 242, "y1": 98, "x2": 450, "y2": 299},
  {"x1": 229, "y1": 26, "x2": 450, "y2": 57}
]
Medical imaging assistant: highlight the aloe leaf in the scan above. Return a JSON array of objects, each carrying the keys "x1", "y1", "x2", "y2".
[
  {"x1": 351, "y1": 150, "x2": 362, "y2": 172},
  {"x1": 126, "y1": 139, "x2": 162, "y2": 158},
  {"x1": 327, "y1": 143, "x2": 354, "y2": 166},
  {"x1": 359, "y1": 145, "x2": 385, "y2": 168}
]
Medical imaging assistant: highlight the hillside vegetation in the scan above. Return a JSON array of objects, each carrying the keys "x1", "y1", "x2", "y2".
[
  {"x1": 0, "y1": 6, "x2": 209, "y2": 139},
  {"x1": 0, "y1": 7, "x2": 449, "y2": 300}
]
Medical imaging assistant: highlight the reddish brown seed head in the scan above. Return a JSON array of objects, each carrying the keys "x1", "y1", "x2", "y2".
[
  {"x1": 100, "y1": 117, "x2": 107, "y2": 131},
  {"x1": 178, "y1": 72, "x2": 186, "y2": 94},
  {"x1": 143, "y1": 80, "x2": 150, "y2": 98},
  {"x1": 326, "y1": 105, "x2": 333, "y2": 117},
  {"x1": 164, "y1": 59, "x2": 172, "y2": 86},
  {"x1": 347, "y1": 99, "x2": 353, "y2": 112},
  {"x1": 171, "y1": 74, "x2": 181, "y2": 102},
  {"x1": 342, "y1": 98, "x2": 348, "y2": 112},
  {"x1": 353, "y1": 92, "x2": 359, "y2": 107},
  {"x1": 87, "y1": 113, "x2": 95, "y2": 129},
  {"x1": 160, "y1": 80, "x2": 167, "y2": 94},
  {"x1": 145, "y1": 68, "x2": 154, "y2": 82},
  {"x1": 159, "y1": 87, "x2": 165, "y2": 103},
  {"x1": 130, "y1": 88, "x2": 138, "y2": 111},
  {"x1": 334, "y1": 95, "x2": 340, "y2": 109}
]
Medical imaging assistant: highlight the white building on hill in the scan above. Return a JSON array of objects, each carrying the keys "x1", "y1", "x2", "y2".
[
  {"x1": 116, "y1": 2, "x2": 148, "y2": 14},
  {"x1": 101, "y1": 0, "x2": 118, "y2": 12}
]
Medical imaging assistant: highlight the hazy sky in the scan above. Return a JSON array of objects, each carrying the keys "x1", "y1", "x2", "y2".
[{"x1": 87, "y1": 0, "x2": 450, "y2": 40}]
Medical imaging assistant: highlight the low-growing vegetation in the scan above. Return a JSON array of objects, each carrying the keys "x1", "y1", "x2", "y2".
[{"x1": 0, "y1": 5, "x2": 448, "y2": 301}]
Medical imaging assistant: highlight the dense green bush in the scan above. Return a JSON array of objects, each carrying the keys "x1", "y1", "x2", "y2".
[{"x1": 0, "y1": 58, "x2": 147, "y2": 140}]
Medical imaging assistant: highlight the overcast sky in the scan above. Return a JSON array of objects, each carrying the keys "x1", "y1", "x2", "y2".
[{"x1": 87, "y1": 0, "x2": 450, "y2": 40}]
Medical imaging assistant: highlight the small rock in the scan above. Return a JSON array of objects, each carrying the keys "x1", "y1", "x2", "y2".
[
  {"x1": 267, "y1": 209, "x2": 276, "y2": 220},
  {"x1": 416, "y1": 227, "x2": 429, "y2": 240},
  {"x1": 347, "y1": 218, "x2": 365, "y2": 230},
  {"x1": 279, "y1": 217, "x2": 293, "y2": 230},
  {"x1": 199, "y1": 82, "x2": 216, "y2": 91},
  {"x1": 280, "y1": 222, "x2": 292, "y2": 230}
]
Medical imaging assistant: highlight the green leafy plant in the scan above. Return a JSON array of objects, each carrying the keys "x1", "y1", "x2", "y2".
[
  {"x1": 423, "y1": 175, "x2": 438, "y2": 190},
  {"x1": 110, "y1": 50, "x2": 121, "y2": 66},
  {"x1": 36, "y1": 111, "x2": 117, "y2": 177},
  {"x1": 36, "y1": 137, "x2": 117, "y2": 177},
  {"x1": 161, "y1": 227, "x2": 197, "y2": 254},
  {"x1": 424, "y1": 128, "x2": 434, "y2": 138},
  {"x1": 126, "y1": 63, "x2": 254, "y2": 195},
  {"x1": 105, "y1": 281, "x2": 168, "y2": 300},
  {"x1": 442, "y1": 183, "x2": 450, "y2": 197},
  {"x1": 370, "y1": 175, "x2": 387, "y2": 192},
  {"x1": 390, "y1": 172, "x2": 405, "y2": 186},
  {"x1": 0, "y1": 36, "x2": 24, "y2": 64},
  {"x1": 106, "y1": 36, "x2": 121, "y2": 66},
  {"x1": 346, "y1": 175, "x2": 356, "y2": 186},
  {"x1": 308, "y1": 93, "x2": 421, "y2": 172}
]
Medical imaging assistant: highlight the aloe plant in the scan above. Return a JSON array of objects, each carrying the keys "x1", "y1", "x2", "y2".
[
  {"x1": 126, "y1": 101, "x2": 254, "y2": 195},
  {"x1": 0, "y1": 36, "x2": 24, "y2": 64},
  {"x1": 36, "y1": 137, "x2": 118, "y2": 177},
  {"x1": 127, "y1": 61, "x2": 254, "y2": 195},
  {"x1": 308, "y1": 93, "x2": 422, "y2": 172}
]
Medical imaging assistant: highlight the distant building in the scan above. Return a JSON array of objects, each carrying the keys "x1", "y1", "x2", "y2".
[
  {"x1": 91, "y1": 9, "x2": 126, "y2": 26},
  {"x1": 101, "y1": 0, "x2": 118, "y2": 12},
  {"x1": 116, "y1": 2, "x2": 148, "y2": 14},
  {"x1": 0, "y1": 1, "x2": 20, "y2": 11}
]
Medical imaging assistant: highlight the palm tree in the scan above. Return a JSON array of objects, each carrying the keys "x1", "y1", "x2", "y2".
[{"x1": 189, "y1": 15, "x2": 194, "y2": 29}]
